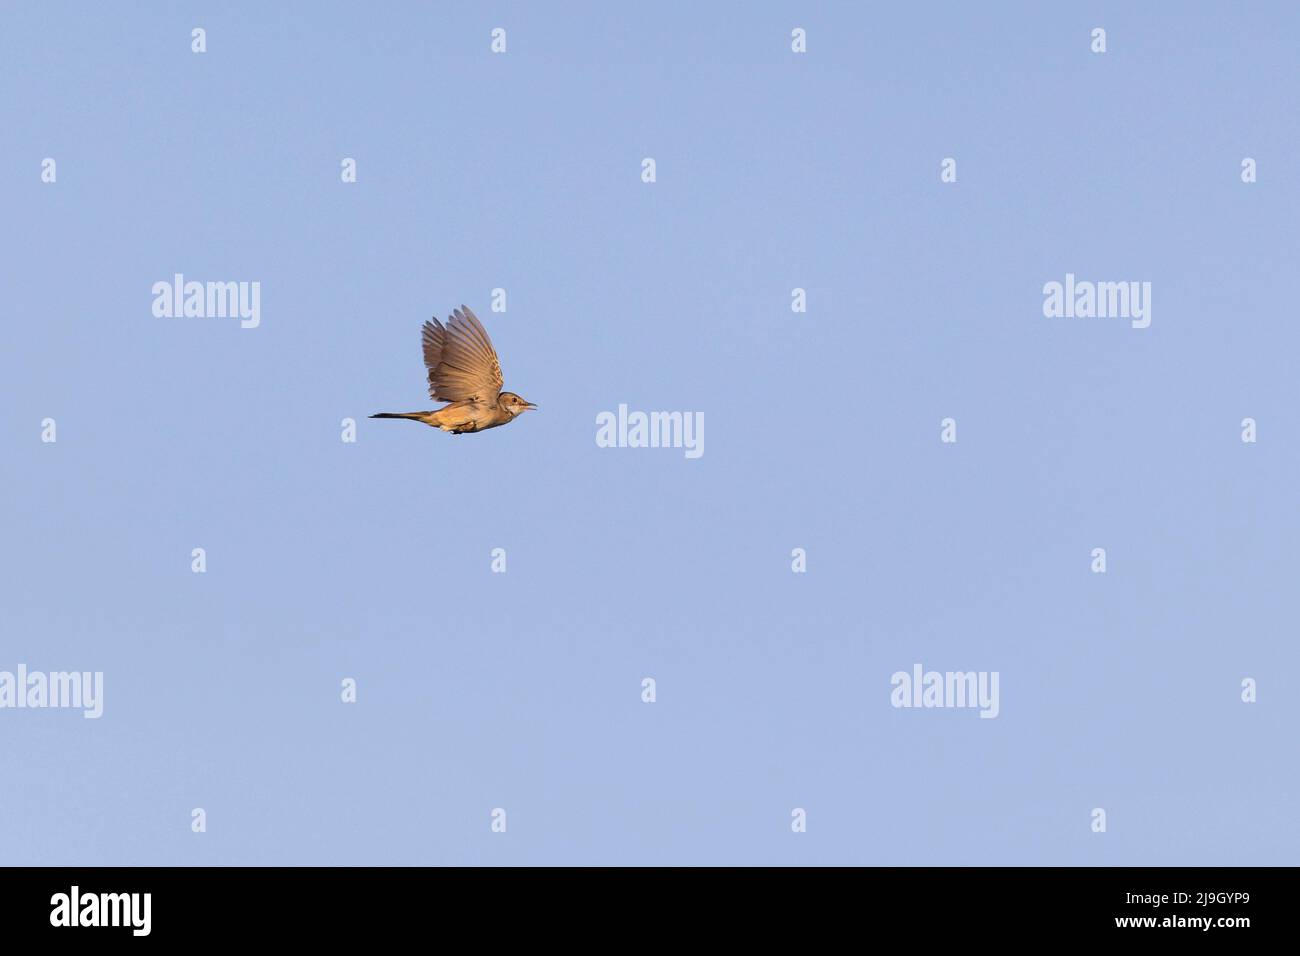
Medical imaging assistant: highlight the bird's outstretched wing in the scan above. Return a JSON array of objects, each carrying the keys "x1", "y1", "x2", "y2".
[{"x1": 422, "y1": 305, "x2": 504, "y2": 403}]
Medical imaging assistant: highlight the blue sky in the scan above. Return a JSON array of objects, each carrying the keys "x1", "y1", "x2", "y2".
[{"x1": 1, "y1": 2, "x2": 1296, "y2": 864}]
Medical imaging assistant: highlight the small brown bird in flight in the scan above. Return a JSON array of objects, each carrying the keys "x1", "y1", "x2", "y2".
[{"x1": 371, "y1": 306, "x2": 536, "y2": 434}]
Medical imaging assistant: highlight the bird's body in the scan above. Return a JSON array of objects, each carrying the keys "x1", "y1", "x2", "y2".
[
  {"x1": 371, "y1": 306, "x2": 535, "y2": 435},
  {"x1": 371, "y1": 399, "x2": 515, "y2": 434}
]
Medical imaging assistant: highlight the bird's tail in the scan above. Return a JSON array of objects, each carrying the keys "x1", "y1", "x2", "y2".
[{"x1": 369, "y1": 412, "x2": 428, "y2": 422}]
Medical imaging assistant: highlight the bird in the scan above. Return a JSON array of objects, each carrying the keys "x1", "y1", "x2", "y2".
[{"x1": 370, "y1": 305, "x2": 536, "y2": 435}]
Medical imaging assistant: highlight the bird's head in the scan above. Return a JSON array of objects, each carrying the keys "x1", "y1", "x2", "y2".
[{"x1": 500, "y1": 392, "x2": 537, "y2": 416}]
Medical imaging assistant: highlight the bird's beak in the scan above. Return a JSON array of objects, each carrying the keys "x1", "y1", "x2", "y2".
[{"x1": 523, "y1": 401, "x2": 537, "y2": 410}]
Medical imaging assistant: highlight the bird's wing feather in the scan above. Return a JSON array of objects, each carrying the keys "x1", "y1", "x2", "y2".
[{"x1": 422, "y1": 305, "x2": 504, "y2": 402}]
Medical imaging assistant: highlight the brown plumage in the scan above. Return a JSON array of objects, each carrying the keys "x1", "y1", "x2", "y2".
[{"x1": 371, "y1": 306, "x2": 535, "y2": 434}]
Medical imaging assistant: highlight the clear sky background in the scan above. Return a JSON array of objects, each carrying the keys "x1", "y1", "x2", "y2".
[{"x1": 1, "y1": 2, "x2": 1296, "y2": 865}]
